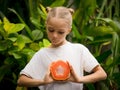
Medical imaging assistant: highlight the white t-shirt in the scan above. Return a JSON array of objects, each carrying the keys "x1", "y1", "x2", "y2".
[{"x1": 20, "y1": 42, "x2": 99, "y2": 90}]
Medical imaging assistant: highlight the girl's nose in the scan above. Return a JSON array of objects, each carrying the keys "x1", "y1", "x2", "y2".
[{"x1": 52, "y1": 32, "x2": 58, "y2": 38}]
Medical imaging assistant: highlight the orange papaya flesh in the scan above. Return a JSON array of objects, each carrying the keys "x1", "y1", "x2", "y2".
[{"x1": 50, "y1": 60, "x2": 70, "y2": 80}]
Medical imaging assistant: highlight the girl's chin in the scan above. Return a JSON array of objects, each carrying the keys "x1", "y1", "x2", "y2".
[
  {"x1": 51, "y1": 42, "x2": 63, "y2": 47},
  {"x1": 52, "y1": 43, "x2": 60, "y2": 47}
]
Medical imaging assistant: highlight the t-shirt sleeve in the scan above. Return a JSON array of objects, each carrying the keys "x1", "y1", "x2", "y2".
[
  {"x1": 82, "y1": 46, "x2": 99, "y2": 73},
  {"x1": 20, "y1": 51, "x2": 46, "y2": 79}
]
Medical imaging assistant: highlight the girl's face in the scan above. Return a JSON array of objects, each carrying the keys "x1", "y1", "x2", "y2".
[{"x1": 46, "y1": 17, "x2": 71, "y2": 47}]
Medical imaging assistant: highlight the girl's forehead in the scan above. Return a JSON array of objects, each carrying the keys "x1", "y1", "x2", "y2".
[{"x1": 46, "y1": 18, "x2": 69, "y2": 28}]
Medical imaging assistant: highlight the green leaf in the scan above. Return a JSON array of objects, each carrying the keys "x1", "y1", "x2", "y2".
[
  {"x1": 8, "y1": 37, "x2": 17, "y2": 42},
  {"x1": 85, "y1": 26, "x2": 114, "y2": 37},
  {"x1": 29, "y1": 0, "x2": 39, "y2": 20},
  {"x1": 0, "y1": 40, "x2": 12, "y2": 51},
  {"x1": 19, "y1": 35, "x2": 32, "y2": 43},
  {"x1": 30, "y1": 17, "x2": 42, "y2": 29},
  {"x1": 0, "y1": 19, "x2": 6, "y2": 38},
  {"x1": 112, "y1": 33, "x2": 119, "y2": 59},
  {"x1": 39, "y1": 41, "x2": 44, "y2": 48},
  {"x1": 22, "y1": 48, "x2": 35, "y2": 55},
  {"x1": 4, "y1": 57, "x2": 15, "y2": 65},
  {"x1": 72, "y1": 23, "x2": 81, "y2": 39},
  {"x1": 106, "y1": 57, "x2": 113, "y2": 66},
  {"x1": 0, "y1": 19, "x2": 2, "y2": 24},
  {"x1": 39, "y1": 4, "x2": 47, "y2": 16},
  {"x1": 37, "y1": 7, "x2": 46, "y2": 20},
  {"x1": 3, "y1": 22, "x2": 25, "y2": 34},
  {"x1": 16, "y1": 86, "x2": 27, "y2": 90},
  {"x1": 73, "y1": 0, "x2": 96, "y2": 29},
  {"x1": 32, "y1": 29, "x2": 43, "y2": 41},
  {"x1": 16, "y1": 35, "x2": 25, "y2": 50},
  {"x1": 12, "y1": 52, "x2": 22, "y2": 59},
  {"x1": 8, "y1": 8, "x2": 33, "y2": 39},
  {"x1": 50, "y1": 0, "x2": 66, "y2": 7},
  {"x1": 30, "y1": 42, "x2": 40, "y2": 51},
  {"x1": 22, "y1": 48, "x2": 35, "y2": 61},
  {"x1": 97, "y1": 18, "x2": 120, "y2": 34},
  {"x1": 0, "y1": 41, "x2": 7, "y2": 51},
  {"x1": 3, "y1": 17, "x2": 10, "y2": 23},
  {"x1": 88, "y1": 36, "x2": 112, "y2": 45},
  {"x1": 3, "y1": 17, "x2": 25, "y2": 34},
  {"x1": 43, "y1": 39, "x2": 51, "y2": 47},
  {"x1": 96, "y1": 50, "x2": 112, "y2": 63}
]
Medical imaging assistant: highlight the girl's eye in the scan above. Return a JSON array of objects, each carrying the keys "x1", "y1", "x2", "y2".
[
  {"x1": 48, "y1": 29, "x2": 54, "y2": 32},
  {"x1": 58, "y1": 32, "x2": 64, "y2": 34}
]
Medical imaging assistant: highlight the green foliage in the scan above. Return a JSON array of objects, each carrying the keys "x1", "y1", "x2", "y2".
[
  {"x1": 50, "y1": 0, "x2": 66, "y2": 7},
  {"x1": 0, "y1": 12, "x2": 50, "y2": 90}
]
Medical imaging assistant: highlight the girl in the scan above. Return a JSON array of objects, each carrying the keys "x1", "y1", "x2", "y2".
[{"x1": 17, "y1": 6, "x2": 107, "y2": 90}]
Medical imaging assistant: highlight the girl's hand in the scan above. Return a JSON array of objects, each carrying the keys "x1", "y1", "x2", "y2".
[
  {"x1": 67, "y1": 62, "x2": 80, "y2": 83},
  {"x1": 43, "y1": 65, "x2": 54, "y2": 84}
]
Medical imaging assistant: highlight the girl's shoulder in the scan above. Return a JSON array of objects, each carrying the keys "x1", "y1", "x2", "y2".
[
  {"x1": 69, "y1": 42, "x2": 87, "y2": 49},
  {"x1": 35, "y1": 47, "x2": 49, "y2": 55}
]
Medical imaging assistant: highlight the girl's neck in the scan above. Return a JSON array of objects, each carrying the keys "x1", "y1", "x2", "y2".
[{"x1": 49, "y1": 40, "x2": 68, "y2": 48}]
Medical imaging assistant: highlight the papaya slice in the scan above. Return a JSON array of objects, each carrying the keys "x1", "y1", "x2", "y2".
[{"x1": 50, "y1": 60, "x2": 70, "y2": 80}]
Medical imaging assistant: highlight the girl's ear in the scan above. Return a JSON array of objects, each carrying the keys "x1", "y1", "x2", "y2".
[
  {"x1": 68, "y1": 8, "x2": 74, "y2": 15},
  {"x1": 67, "y1": 29, "x2": 71, "y2": 35},
  {"x1": 46, "y1": 7, "x2": 52, "y2": 13}
]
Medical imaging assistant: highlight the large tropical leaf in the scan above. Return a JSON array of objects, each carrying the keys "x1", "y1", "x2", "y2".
[
  {"x1": 3, "y1": 17, "x2": 25, "y2": 34},
  {"x1": 97, "y1": 18, "x2": 120, "y2": 35},
  {"x1": 32, "y1": 29, "x2": 44, "y2": 41},
  {"x1": 50, "y1": 0, "x2": 66, "y2": 7},
  {"x1": 8, "y1": 8, "x2": 33, "y2": 39}
]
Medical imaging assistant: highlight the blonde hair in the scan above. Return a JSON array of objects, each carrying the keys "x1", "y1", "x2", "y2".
[{"x1": 46, "y1": 6, "x2": 74, "y2": 28}]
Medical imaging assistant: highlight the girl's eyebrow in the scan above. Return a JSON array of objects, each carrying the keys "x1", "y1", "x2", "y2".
[
  {"x1": 47, "y1": 26, "x2": 54, "y2": 30},
  {"x1": 47, "y1": 25, "x2": 67, "y2": 31},
  {"x1": 47, "y1": 26, "x2": 65, "y2": 30}
]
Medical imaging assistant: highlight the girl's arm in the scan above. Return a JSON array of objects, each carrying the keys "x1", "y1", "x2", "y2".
[
  {"x1": 69, "y1": 65, "x2": 107, "y2": 83},
  {"x1": 17, "y1": 66, "x2": 54, "y2": 87},
  {"x1": 17, "y1": 75, "x2": 45, "y2": 87}
]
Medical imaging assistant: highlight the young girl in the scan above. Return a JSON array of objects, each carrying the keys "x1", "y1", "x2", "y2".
[{"x1": 17, "y1": 6, "x2": 107, "y2": 90}]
